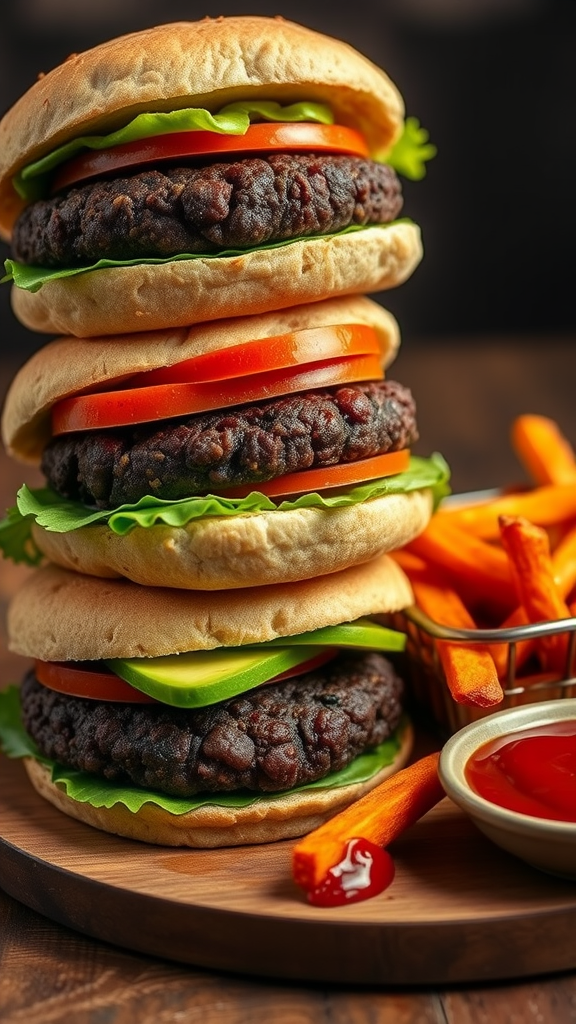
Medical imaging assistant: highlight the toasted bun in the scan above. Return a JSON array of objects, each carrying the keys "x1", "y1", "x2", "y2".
[
  {"x1": 31, "y1": 488, "x2": 433, "y2": 590},
  {"x1": 22, "y1": 719, "x2": 413, "y2": 847},
  {"x1": 9, "y1": 223, "x2": 422, "y2": 338},
  {"x1": 0, "y1": 17, "x2": 404, "y2": 240},
  {"x1": 2, "y1": 296, "x2": 400, "y2": 463},
  {"x1": 8, "y1": 555, "x2": 414, "y2": 661}
]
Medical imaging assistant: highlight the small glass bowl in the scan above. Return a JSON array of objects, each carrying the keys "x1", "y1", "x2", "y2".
[{"x1": 438, "y1": 700, "x2": 576, "y2": 880}]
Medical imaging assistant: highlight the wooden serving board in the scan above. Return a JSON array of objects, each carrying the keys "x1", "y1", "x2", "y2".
[{"x1": 2, "y1": 756, "x2": 576, "y2": 985}]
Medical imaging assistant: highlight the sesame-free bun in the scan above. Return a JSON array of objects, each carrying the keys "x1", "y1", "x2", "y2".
[
  {"x1": 0, "y1": 17, "x2": 404, "y2": 241},
  {"x1": 2, "y1": 296, "x2": 401, "y2": 463},
  {"x1": 8, "y1": 555, "x2": 414, "y2": 662},
  {"x1": 30, "y1": 487, "x2": 433, "y2": 590},
  {"x1": 22, "y1": 719, "x2": 413, "y2": 847},
  {"x1": 9, "y1": 222, "x2": 422, "y2": 338}
]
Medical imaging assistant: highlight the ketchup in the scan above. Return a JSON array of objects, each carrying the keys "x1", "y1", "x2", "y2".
[
  {"x1": 465, "y1": 720, "x2": 576, "y2": 822},
  {"x1": 306, "y1": 838, "x2": 395, "y2": 907}
]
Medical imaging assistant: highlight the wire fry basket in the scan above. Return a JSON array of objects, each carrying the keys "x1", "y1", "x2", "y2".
[{"x1": 389, "y1": 607, "x2": 576, "y2": 735}]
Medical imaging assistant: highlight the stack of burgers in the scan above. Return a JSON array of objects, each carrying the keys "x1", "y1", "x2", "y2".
[{"x1": 0, "y1": 17, "x2": 448, "y2": 847}]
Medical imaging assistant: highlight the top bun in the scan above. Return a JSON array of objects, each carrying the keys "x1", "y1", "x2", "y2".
[
  {"x1": 8, "y1": 554, "x2": 414, "y2": 661},
  {"x1": 0, "y1": 17, "x2": 404, "y2": 240}
]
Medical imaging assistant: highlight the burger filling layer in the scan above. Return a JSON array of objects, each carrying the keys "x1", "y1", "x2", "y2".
[
  {"x1": 42, "y1": 379, "x2": 418, "y2": 509},
  {"x1": 20, "y1": 652, "x2": 403, "y2": 797},
  {"x1": 11, "y1": 154, "x2": 402, "y2": 267}
]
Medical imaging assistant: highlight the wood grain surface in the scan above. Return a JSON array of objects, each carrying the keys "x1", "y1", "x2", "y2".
[
  {"x1": 2, "y1": 752, "x2": 576, "y2": 988},
  {"x1": 2, "y1": 341, "x2": 576, "y2": 1021}
]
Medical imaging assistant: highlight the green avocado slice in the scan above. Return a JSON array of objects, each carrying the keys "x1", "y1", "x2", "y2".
[
  {"x1": 105, "y1": 645, "x2": 327, "y2": 708},
  {"x1": 105, "y1": 619, "x2": 406, "y2": 708}
]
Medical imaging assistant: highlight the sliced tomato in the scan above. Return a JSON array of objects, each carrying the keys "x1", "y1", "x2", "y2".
[
  {"x1": 127, "y1": 324, "x2": 380, "y2": 387},
  {"x1": 51, "y1": 123, "x2": 370, "y2": 193},
  {"x1": 34, "y1": 660, "x2": 159, "y2": 703},
  {"x1": 34, "y1": 650, "x2": 338, "y2": 703},
  {"x1": 51, "y1": 353, "x2": 384, "y2": 435},
  {"x1": 218, "y1": 449, "x2": 411, "y2": 499}
]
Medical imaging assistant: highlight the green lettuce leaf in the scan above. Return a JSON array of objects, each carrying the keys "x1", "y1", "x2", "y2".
[
  {"x1": 0, "y1": 454, "x2": 451, "y2": 565},
  {"x1": 0, "y1": 687, "x2": 51, "y2": 760},
  {"x1": 0, "y1": 503, "x2": 43, "y2": 565},
  {"x1": 0, "y1": 686, "x2": 405, "y2": 814},
  {"x1": 2, "y1": 221, "x2": 408, "y2": 292},
  {"x1": 13, "y1": 101, "x2": 334, "y2": 202},
  {"x1": 386, "y1": 117, "x2": 437, "y2": 181}
]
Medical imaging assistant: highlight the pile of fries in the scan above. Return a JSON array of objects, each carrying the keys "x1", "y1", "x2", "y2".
[
  {"x1": 292, "y1": 415, "x2": 576, "y2": 900},
  {"x1": 391, "y1": 414, "x2": 576, "y2": 729}
]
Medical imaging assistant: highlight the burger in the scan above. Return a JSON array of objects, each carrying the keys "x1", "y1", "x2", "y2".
[
  {"x1": 0, "y1": 294, "x2": 448, "y2": 588},
  {"x1": 0, "y1": 17, "x2": 447, "y2": 848},
  {"x1": 0, "y1": 16, "x2": 434, "y2": 337},
  {"x1": 3, "y1": 556, "x2": 415, "y2": 847}
]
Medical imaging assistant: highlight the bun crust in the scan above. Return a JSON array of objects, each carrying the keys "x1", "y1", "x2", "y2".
[
  {"x1": 22, "y1": 721, "x2": 413, "y2": 847},
  {"x1": 2, "y1": 295, "x2": 400, "y2": 463},
  {"x1": 31, "y1": 489, "x2": 433, "y2": 590},
  {"x1": 0, "y1": 17, "x2": 404, "y2": 240},
  {"x1": 8, "y1": 555, "x2": 414, "y2": 661},
  {"x1": 9, "y1": 223, "x2": 422, "y2": 338}
]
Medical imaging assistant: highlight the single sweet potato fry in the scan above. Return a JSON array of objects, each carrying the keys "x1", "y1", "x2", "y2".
[
  {"x1": 499, "y1": 515, "x2": 573, "y2": 674},
  {"x1": 407, "y1": 570, "x2": 504, "y2": 706},
  {"x1": 292, "y1": 752, "x2": 443, "y2": 892},
  {"x1": 511, "y1": 414, "x2": 576, "y2": 486},
  {"x1": 486, "y1": 524, "x2": 576, "y2": 676},
  {"x1": 436, "y1": 483, "x2": 576, "y2": 541}
]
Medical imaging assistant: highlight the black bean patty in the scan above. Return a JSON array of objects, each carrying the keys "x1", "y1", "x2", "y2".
[
  {"x1": 20, "y1": 652, "x2": 404, "y2": 796},
  {"x1": 42, "y1": 379, "x2": 418, "y2": 509},
  {"x1": 12, "y1": 154, "x2": 403, "y2": 267}
]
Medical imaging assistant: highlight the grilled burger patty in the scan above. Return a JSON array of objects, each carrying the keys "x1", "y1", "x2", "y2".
[
  {"x1": 12, "y1": 154, "x2": 403, "y2": 267},
  {"x1": 20, "y1": 652, "x2": 404, "y2": 797},
  {"x1": 42, "y1": 379, "x2": 418, "y2": 509}
]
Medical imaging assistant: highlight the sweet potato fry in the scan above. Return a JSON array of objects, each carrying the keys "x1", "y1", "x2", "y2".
[
  {"x1": 511, "y1": 414, "x2": 576, "y2": 486},
  {"x1": 406, "y1": 568, "x2": 504, "y2": 705},
  {"x1": 292, "y1": 752, "x2": 443, "y2": 892},
  {"x1": 437, "y1": 642, "x2": 505, "y2": 706},
  {"x1": 436, "y1": 483, "x2": 576, "y2": 541},
  {"x1": 405, "y1": 517, "x2": 515, "y2": 616},
  {"x1": 486, "y1": 605, "x2": 535, "y2": 679},
  {"x1": 390, "y1": 549, "x2": 429, "y2": 576},
  {"x1": 499, "y1": 515, "x2": 573, "y2": 674}
]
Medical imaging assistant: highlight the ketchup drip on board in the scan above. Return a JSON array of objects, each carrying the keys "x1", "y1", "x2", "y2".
[
  {"x1": 465, "y1": 720, "x2": 576, "y2": 822},
  {"x1": 306, "y1": 838, "x2": 395, "y2": 907}
]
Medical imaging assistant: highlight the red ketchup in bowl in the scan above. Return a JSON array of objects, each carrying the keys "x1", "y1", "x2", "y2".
[{"x1": 465, "y1": 720, "x2": 576, "y2": 821}]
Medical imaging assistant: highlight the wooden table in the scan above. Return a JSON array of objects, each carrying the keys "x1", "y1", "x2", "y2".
[{"x1": 1, "y1": 337, "x2": 576, "y2": 1023}]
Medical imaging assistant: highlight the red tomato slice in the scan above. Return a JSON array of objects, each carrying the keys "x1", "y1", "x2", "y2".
[
  {"x1": 51, "y1": 353, "x2": 384, "y2": 435},
  {"x1": 51, "y1": 123, "x2": 370, "y2": 193},
  {"x1": 127, "y1": 324, "x2": 380, "y2": 387},
  {"x1": 34, "y1": 650, "x2": 339, "y2": 703},
  {"x1": 34, "y1": 660, "x2": 159, "y2": 703},
  {"x1": 218, "y1": 449, "x2": 411, "y2": 499}
]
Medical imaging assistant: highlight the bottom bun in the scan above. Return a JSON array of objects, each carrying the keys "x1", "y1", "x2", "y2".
[
  {"x1": 10, "y1": 223, "x2": 422, "y2": 338},
  {"x1": 23, "y1": 721, "x2": 413, "y2": 848},
  {"x1": 31, "y1": 489, "x2": 433, "y2": 589}
]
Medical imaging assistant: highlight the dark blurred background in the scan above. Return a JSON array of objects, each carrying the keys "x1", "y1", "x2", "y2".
[{"x1": 0, "y1": 1, "x2": 575, "y2": 492}]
